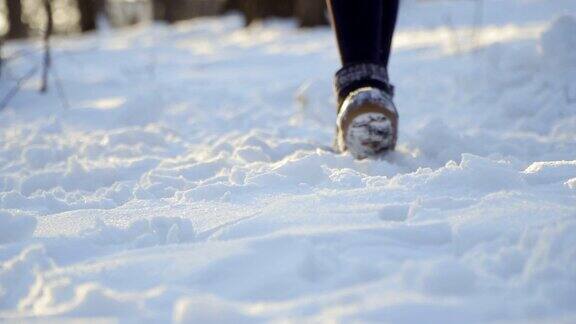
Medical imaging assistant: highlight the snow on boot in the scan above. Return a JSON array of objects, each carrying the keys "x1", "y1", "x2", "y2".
[
  {"x1": 334, "y1": 64, "x2": 398, "y2": 159},
  {"x1": 336, "y1": 87, "x2": 398, "y2": 158}
]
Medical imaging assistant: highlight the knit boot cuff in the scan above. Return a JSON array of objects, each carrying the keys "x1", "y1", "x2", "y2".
[{"x1": 334, "y1": 63, "x2": 394, "y2": 105}]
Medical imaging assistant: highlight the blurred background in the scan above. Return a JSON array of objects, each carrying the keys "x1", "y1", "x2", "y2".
[{"x1": 0, "y1": 0, "x2": 329, "y2": 40}]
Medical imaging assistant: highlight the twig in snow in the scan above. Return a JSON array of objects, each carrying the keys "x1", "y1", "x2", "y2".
[
  {"x1": 50, "y1": 64, "x2": 71, "y2": 110},
  {"x1": 38, "y1": 0, "x2": 70, "y2": 109},
  {"x1": 0, "y1": 47, "x2": 43, "y2": 82},
  {"x1": 0, "y1": 37, "x2": 3, "y2": 78},
  {"x1": 0, "y1": 66, "x2": 38, "y2": 112},
  {"x1": 4, "y1": 48, "x2": 40, "y2": 63}
]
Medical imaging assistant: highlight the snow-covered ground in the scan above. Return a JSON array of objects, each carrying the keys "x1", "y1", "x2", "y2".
[{"x1": 1, "y1": 0, "x2": 576, "y2": 322}]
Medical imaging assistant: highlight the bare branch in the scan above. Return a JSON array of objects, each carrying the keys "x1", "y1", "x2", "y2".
[
  {"x1": 40, "y1": 0, "x2": 54, "y2": 93},
  {"x1": 50, "y1": 66, "x2": 71, "y2": 110},
  {"x1": 0, "y1": 38, "x2": 3, "y2": 78},
  {"x1": 0, "y1": 67, "x2": 38, "y2": 112}
]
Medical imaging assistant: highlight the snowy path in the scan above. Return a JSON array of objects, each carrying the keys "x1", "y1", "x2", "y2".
[{"x1": 1, "y1": 0, "x2": 576, "y2": 322}]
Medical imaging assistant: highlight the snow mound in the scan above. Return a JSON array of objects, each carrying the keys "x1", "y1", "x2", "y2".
[
  {"x1": 1, "y1": 0, "x2": 576, "y2": 322},
  {"x1": 524, "y1": 160, "x2": 576, "y2": 185},
  {"x1": 83, "y1": 216, "x2": 196, "y2": 247}
]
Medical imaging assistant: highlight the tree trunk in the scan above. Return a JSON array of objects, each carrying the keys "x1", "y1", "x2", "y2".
[
  {"x1": 163, "y1": 0, "x2": 179, "y2": 23},
  {"x1": 239, "y1": 0, "x2": 295, "y2": 26},
  {"x1": 7, "y1": 0, "x2": 28, "y2": 39},
  {"x1": 222, "y1": 0, "x2": 242, "y2": 14},
  {"x1": 152, "y1": 0, "x2": 165, "y2": 21},
  {"x1": 77, "y1": 0, "x2": 98, "y2": 32},
  {"x1": 154, "y1": 0, "x2": 186, "y2": 23},
  {"x1": 295, "y1": 0, "x2": 327, "y2": 27}
]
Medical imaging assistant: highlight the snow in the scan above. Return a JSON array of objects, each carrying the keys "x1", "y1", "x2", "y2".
[{"x1": 1, "y1": 0, "x2": 576, "y2": 322}]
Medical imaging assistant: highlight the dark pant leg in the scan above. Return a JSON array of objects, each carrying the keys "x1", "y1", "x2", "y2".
[
  {"x1": 328, "y1": 0, "x2": 399, "y2": 102},
  {"x1": 327, "y1": 0, "x2": 383, "y2": 65},
  {"x1": 379, "y1": 0, "x2": 399, "y2": 67},
  {"x1": 327, "y1": 0, "x2": 399, "y2": 67}
]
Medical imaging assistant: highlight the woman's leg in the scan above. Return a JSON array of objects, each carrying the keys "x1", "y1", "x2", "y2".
[
  {"x1": 327, "y1": 0, "x2": 383, "y2": 66},
  {"x1": 379, "y1": 0, "x2": 399, "y2": 67},
  {"x1": 328, "y1": 0, "x2": 398, "y2": 66},
  {"x1": 327, "y1": 0, "x2": 399, "y2": 103},
  {"x1": 327, "y1": 0, "x2": 400, "y2": 158}
]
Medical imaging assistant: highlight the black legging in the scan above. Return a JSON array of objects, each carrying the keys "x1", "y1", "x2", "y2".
[{"x1": 327, "y1": 0, "x2": 399, "y2": 68}]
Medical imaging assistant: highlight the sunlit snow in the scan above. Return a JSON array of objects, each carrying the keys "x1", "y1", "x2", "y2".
[{"x1": 1, "y1": 0, "x2": 575, "y2": 322}]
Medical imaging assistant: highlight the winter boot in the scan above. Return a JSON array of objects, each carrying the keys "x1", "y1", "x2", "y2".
[{"x1": 334, "y1": 63, "x2": 398, "y2": 159}]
